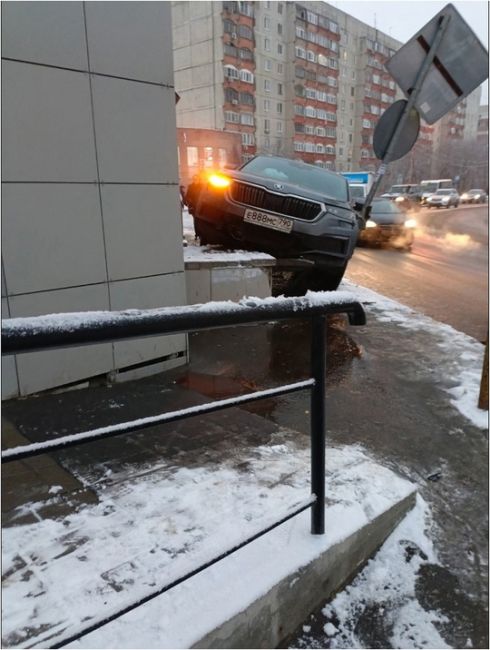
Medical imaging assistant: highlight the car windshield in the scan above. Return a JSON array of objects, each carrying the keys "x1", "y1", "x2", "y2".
[
  {"x1": 390, "y1": 185, "x2": 408, "y2": 193},
  {"x1": 469, "y1": 189, "x2": 483, "y2": 194},
  {"x1": 436, "y1": 189, "x2": 452, "y2": 195},
  {"x1": 422, "y1": 182, "x2": 438, "y2": 193},
  {"x1": 241, "y1": 157, "x2": 348, "y2": 201},
  {"x1": 371, "y1": 200, "x2": 403, "y2": 215}
]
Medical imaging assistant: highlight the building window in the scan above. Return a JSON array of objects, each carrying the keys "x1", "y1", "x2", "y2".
[
  {"x1": 277, "y1": 3, "x2": 283, "y2": 14},
  {"x1": 264, "y1": 118, "x2": 270, "y2": 133},
  {"x1": 187, "y1": 146, "x2": 198, "y2": 167},
  {"x1": 294, "y1": 141, "x2": 305, "y2": 152},
  {"x1": 224, "y1": 111, "x2": 240, "y2": 123},
  {"x1": 264, "y1": 79, "x2": 271, "y2": 92},
  {"x1": 278, "y1": 83, "x2": 283, "y2": 95},
  {"x1": 328, "y1": 58, "x2": 338, "y2": 69},
  {"x1": 240, "y1": 91, "x2": 254, "y2": 105},
  {"x1": 225, "y1": 87, "x2": 239, "y2": 103},
  {"x1": 305, "y1": 105, "x2": 316, "y2": 118},
  {"x1": 307, "y1": 11, "x2": 318, "y2": 25},
  {"x1": 307, "y1": 50, "x2": 316, "y2": 63},
  {"x1": 277, "y1": 62, "x2": 283, "y2": 73},
  {"x1": 238, "y1": 24, "x2": 253, "y2": 39},
  {"x1": 316, "y1": 126, "x2": 326, "y2": 137},
  {"x1": 277, "y1": 102, "x2": 283, "y2": 114},
  {"x1": 294, "y1": 104, "x2": 305, "y2": 116},
  {"x1": 316, "y1": 144, "x2": 325, "y2": 153},
  {"x1": 306, "y1": 87, "x2": 316, "y2": 99},
  {"x1": 264, "y1": 59, "x2": 272, "y2": 71},
  {"x1": 277, "y1": 43, "x2": 283, "y2": 54},
  {"x1": 326, "y1": 127, "x2": 337, "y2": 137},
  {"x1": 264, "y1": 15, "x2": 271, "y2": 30},
  {"x1": 242, "y1": 132, "x2": 255, "y2": 146},
  {"x1": 264, "y1": 37, "x2": 271, "y2": 51},
  {"x1": 295, "y1": 122, "x2": 305, "y2": 133},
  {"x1": 218, "y1": 148, "x2": 227, "y2": 168},
  {"x1": 318, "y1": 54, "x2": 327, "y2": 67},
  {"x1": 239, "y1": 48, "x2": 253, "y2": 61},
  {"x1": 277, "y1": 23, "x2": 282, "y2": 35},
  {"x1": 305, "y1": 124, "x2": 314, "y2": 134},
  {"x1": 224, "y1": 43, "x2": 238, "y2": 57},
  {"x1": 326, "y1": 145, "x2": 335, "y2": 154},
  {"x1": 240, "y1": 69, "x2": 254, "y2": 83},
  {"x1": 264, "y1": 99, "x2": 270, "y2": 111},
  {"x1": 277, "y1": 121, "x2": 283, "y2": 133},
  {"x1": 326, "y1": 112, "x2": 336, "y2": 122},
  {"x1": 305, "y1": 142, "x2": 315, "y2": 153},
  {"x1": 295, "y1": 84, "x2": 305, "y2": 97},
  {"x1": 223, "y1": 19, "x2": 236, "y2": 34},
  {"x1": 296, "y1": 26, "x2": 306, "y2": 40},
  {"x1": 224, "y1": 64, "x2": 239, "y2": 79},
  {"x1": 296, "y1": 66, "x2": 305, "y2": 78},
  {"x1": 240, "y1": 112, "x2": 254, "y2": 125}
]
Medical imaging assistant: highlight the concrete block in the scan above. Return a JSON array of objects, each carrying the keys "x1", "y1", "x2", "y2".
[
  {"x1": 186, "y1": 269, "x2": 211, "y2": 305},
  {"x1": 2, "y1": 184, "x2": 107, "y2": 294},
  {"x1": 85, "y1": 2, "x2": 174, "y2": 85},
  {"x1": 100, "y1": 185, "x2": 184, "y2": 282},
  {"x1": 9, "y1": 285, "x2": 113, "y2": 396},
  {"x1": 109, "y1": 273, "x2": 187, "y2": 370},
  {"x1": 91, "y1": 77, "x2": 179, "y2": 184},
  {"x1": 1, "y1": 1, "x2": 88, "y2": 70},
  {"x1": 211, "y1": 268, "x2": 247, "y2": 302},
  {"x1": 2, "y1": 60, "x2": 97, "y2": 182}
]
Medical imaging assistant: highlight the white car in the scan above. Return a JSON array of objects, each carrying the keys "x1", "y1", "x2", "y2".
[
  {"x1": 460, "y1": 189, "x2": 488, "y2": 204},
  {"x1": 426, "y1": 189, "x2": 460, "y2": 208}
]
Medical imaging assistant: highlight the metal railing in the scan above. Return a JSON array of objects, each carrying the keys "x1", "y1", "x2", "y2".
[{"x1": 2, "y1": 293, "x2": 365, "y2": 647}]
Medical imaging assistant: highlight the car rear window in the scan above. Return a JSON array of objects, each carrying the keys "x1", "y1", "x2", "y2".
[
  {"x1": 371, "y1": 200, "x2": 403, "y2": 214},
  {"x1": 242, "y1": 157, "x2": 348, "y2": 201}
]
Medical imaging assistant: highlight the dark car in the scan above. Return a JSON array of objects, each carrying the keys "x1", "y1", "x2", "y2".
[
  {"x1": 381, "y1": 183, "x2": 422, "y2": 211},
  {"x1": 460, "y1": 189, "x2": 488, "y2": 204},
  {"x1": 186, "y1": 156, "x2": 360, "y2": 290},
  {"x1": 358, "y1": 198, "x2": 416, "y2": 250}
]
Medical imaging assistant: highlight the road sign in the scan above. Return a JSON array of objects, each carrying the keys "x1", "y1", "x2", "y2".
[
  {"x1": 386, "y1": 3, "x2": 488, "y2": 124},
  {"x1": 373, "y1": 100, "x2": 420, "y2": 161}
]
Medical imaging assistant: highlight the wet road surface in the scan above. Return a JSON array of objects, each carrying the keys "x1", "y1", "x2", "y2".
[{"x1": 347, "y1": 205, "x2": 488, "y2": 342}]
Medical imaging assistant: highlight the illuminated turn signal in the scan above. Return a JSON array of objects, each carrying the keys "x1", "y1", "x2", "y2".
[{"x1": 208, "y1": 173, "x2": 231, "y2": 189}]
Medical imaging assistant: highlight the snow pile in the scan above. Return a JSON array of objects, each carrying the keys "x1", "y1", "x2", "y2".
[{"x1": 294, "y1": 495, "x2": 450, "y2": 649}]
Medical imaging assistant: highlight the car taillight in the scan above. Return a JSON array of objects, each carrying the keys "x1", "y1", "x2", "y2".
[{"x1": 208, "y1": 173, "x2": 231, "y2": 189}]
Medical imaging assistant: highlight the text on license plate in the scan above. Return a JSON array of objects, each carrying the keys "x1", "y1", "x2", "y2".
[{"x1": 243, "y1": 209, "x2": 293, "y2": 233}]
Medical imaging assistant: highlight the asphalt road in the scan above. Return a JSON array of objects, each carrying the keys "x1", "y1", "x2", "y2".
[{"x1": 346, "y1": 204, "x2": 489, "y2": 342}]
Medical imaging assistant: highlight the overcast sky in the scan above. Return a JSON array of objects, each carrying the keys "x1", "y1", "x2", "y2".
[{"x1": 329, "y1": 0, "x2": 489, "y2": 103}]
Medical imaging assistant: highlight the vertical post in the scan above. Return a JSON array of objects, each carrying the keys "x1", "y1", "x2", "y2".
[
  {"x1": 310, "y1": 314, "x2": 326, "y2": 534},
  {"x1": 362, "y1": 12, "x2": 452, "y2": 221},
  {"x1": 478, "y1": 334, "x2": 489, "y2": 411}
]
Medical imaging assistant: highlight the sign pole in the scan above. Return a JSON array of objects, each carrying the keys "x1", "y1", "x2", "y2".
[{"x1": 362, "y1": 12, "x2": 452, "y2": 221}]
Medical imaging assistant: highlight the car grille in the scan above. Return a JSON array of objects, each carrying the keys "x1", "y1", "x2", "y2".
[{"x1": 230, "y1": 182, "x2": 322, "y2": 221}]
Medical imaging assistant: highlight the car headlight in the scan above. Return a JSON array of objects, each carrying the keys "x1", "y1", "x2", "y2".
[
  {"x1": 366, "y1": 220, "x2": 377, "y2": 228},
  {"x1": 395, "y1": 196, "x2": 405, "y2": 202},
  {"x1": 208, "y1": 173, "x2": 231, "y2": 189},
  {"x1": 404, "y1": 219, "x2": 417, "y2": 228},
  {"x1": 474, "y1": 194, "x2": 480, "y2": 199},
  {"x1": 462, "y1": 193, "x2": 469, "y2": 199}
]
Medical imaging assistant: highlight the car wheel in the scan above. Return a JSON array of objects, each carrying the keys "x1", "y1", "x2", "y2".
[{"x1": 194, "y1": 217, "x2": 234, "y2": 247}]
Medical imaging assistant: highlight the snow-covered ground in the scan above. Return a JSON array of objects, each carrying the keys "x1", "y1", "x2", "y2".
[
  {"x1": 2, "y1": 230, "x2": 487, "y2": 648},
  {"x1": 3, "y1": 443, "x2": 415, "y2": 648}
]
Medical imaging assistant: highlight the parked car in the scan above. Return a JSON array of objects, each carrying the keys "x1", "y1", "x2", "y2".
[
  {"x1": 460, "y1": 189, "x2": 488, "y2": 204},
  {"x1": 381, "y1": 184, "x2": 422, "y2": 211},
  {"x1": 358, "y1": 198, "x2": 416, "y2": 250},
  {"x1": 426, "y1": 188, "x2": 460, "y2": 208},
  {"x1": 186, "y1": 155, "x2": 360, "y2": 290}
]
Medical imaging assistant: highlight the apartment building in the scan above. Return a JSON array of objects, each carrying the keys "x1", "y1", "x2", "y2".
[
  {"x1": 172, "y1": 1, "x2": 404, "y2": 174},
  {"x1": 172, "y1": 1, "x2": 482, "y2": 178}
]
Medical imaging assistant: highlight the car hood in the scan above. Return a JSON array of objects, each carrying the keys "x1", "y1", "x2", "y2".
[
  {"x1": 370, "y1": 212, "x2": 406, "y2": 225},
  {"x1": 228, "y1": 169, "x2": 352, "y2": 213}
]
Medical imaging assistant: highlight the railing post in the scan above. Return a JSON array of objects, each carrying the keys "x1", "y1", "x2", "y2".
[{"x1": 310, "y1": 314, "x2": 326, "y2": 534}]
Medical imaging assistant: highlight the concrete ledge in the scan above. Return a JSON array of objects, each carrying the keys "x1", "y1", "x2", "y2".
[
  {"x1": 194, "y1": 490, "x2": 416, "y2": 649},
  {"x1": 184, "y1": 247, "x2": 275, "y2": 304}
]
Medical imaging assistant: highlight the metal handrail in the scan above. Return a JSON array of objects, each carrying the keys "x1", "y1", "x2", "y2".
[{"x1": 1, "y1": 293, "x2": 365, "y2": 647}]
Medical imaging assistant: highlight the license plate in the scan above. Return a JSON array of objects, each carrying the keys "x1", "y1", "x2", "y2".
[{"x1": 243, "y1": 208, "x2": 293, "y2": 233}]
